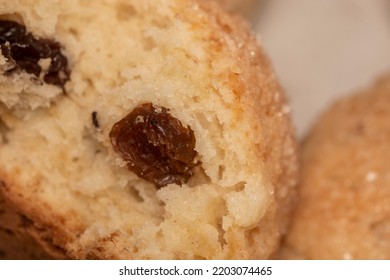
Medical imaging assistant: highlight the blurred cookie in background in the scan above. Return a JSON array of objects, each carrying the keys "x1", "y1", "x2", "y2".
[{"x1": 281, "y1": 74, "x2": 390, "y2": 259}]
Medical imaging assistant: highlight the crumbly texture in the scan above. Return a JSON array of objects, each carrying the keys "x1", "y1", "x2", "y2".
[
  {"x1": 280, "y1": 74, "x2": 390, "y2": 260},
  {"x1": 0, "y1": 0, "x2": 297, "y2": 259}
]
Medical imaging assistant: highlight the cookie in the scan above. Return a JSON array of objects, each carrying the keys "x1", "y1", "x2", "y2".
[
  {"x1": 281, "y1": 74, "x2": 390, "y2": 259},
  {"x1": 214, "y1": 0, "x2": 257, "y2": 15},
  {"x1": 0, "y1": 0, "x2": 298, "y2": 259}
]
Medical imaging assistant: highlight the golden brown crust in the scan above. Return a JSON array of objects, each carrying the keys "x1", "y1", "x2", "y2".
[
  {"x1": 212, "y1": 0, "x2": 257, "y2": 16},
  {"x1": 180, "y1": 0, "x2": 298, "y2": 258},
  {"x1": 0, "y1": 177, "x2": 81, "y2": 259},
  {"x1": 282, "y1": 73, "x2": 390, "y2": 259},
  {"x1": 0, "y1": 189, "x2": 55, "y2": 259}
]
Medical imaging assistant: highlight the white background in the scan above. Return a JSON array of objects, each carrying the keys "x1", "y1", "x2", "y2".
[
  {"x1": 0, "y1": 260, "x2": 389, "y2": 279},
  {"x1": 254, "y1": 0, "x2": 390, "y2": 137}
]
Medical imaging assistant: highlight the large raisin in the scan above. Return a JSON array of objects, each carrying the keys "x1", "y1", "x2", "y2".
[
  {"x1": 109, "y1": 103, "x2": 198, "y2": 188},
  {"x1": 0, "y1": 20, "x2": 70, "y2": 89}
]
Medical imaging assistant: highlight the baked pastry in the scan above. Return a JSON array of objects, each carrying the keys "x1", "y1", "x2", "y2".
[
  {"x1": 0, "y1": 196, "x2": 54, "y2": 259},
  {"x1": 214, "y1": 0, "x2": 257, "y2": 15},
  {"x1": 281, "y1": 74, "x2": 390, "y2": 259},
  {"x1": 0, "y1": 0, "x2": 298, "y2": 259}
]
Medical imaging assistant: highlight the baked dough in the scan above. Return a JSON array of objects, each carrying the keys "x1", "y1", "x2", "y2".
[
  {"x1": 282, "y1": 74, "x2": 390, "y2": 260},
  {"x1": 0, "y1": 0, "x2": 297, "y2": 259},
  {"x1": 214, "y1": 0, "x2": 257, "y2": 15}
]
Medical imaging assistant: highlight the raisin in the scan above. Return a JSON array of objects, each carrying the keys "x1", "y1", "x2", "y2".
[
  {"x1": 109, "y1": 103, "x2": 198, "y2": 188},
  {"x1": 91, "y1": 111, "x2": 99, "y2": 128},
  {"x1": 0, "y1": 20, "x2": 26, "y2": 43},
  {"x1": 0, "y1": 20, "x2": 70, "y2": 89}
]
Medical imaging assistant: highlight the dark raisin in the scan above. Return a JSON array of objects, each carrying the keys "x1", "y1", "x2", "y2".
[
  {"x1": 0, "y1": 20, "x2": 70, "y2": 89},
  {"x1": 0, "y1": 20, "x2": 26, "y2": 43},
  {"x1": 9, "y1": 44, "x2": 41, "y2": 76},
  {"x1": 109, "y1": 103, "x2": 198, "y2": 188},
  {"x1": 91, "y1": 111, "x2": 99, "y2": 128}
]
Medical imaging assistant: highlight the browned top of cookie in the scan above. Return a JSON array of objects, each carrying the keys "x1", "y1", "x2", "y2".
[{"x1": 283, "y1": 73, "x2": 390, "y2": 259}]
